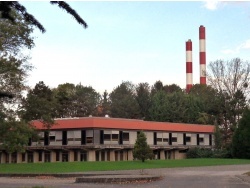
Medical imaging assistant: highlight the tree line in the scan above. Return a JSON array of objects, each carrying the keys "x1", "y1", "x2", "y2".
[{"x1": 0, "y1": 7, "x2": 250, "y2": 158}]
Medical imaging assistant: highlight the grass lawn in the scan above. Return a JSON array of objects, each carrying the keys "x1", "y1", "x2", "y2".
[{"x1": 0, "y1": 158, "x2": 249, "y2": 174}]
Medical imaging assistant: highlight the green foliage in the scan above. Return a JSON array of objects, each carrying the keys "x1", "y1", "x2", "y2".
[
  {"x1": 214, "y1": 124, "x2": 222, "y2": 149},
  {"x1": 186, "y1": 148, "x2": 232, "y2": 159},
  {"x1": 109, "y1": 81, "x2": 140, "y2": 119},
  {"x1": 232, "y1": 109, "x2": 250, "y2": 159},
  {"x1": 136, "y1": 82, "x2": 151, "y2": 120},
  {"x1": 54, "y1": 83, "x2": 101, "y2": 118},
  {"x1": 20, "y1": 81, "x2": 56, "y2": 129},
  {"x1": 0, "y1": 118, "x2": 36, "y2": 153},
  {"x1": 133, "y1": 131, "x2": 154, "y2": 162}
]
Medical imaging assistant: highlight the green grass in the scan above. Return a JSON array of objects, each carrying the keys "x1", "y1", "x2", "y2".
[{"x1": 0, "y1": 158, "x2": 249, "y2": 174}]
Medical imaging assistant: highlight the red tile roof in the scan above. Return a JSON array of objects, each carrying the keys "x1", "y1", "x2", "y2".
[{"x1": 31, "y1": 117, "x2": 214, "y2": 133}]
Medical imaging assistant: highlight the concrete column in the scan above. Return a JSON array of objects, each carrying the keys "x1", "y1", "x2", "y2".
[
  {"x1": 109, "y1": 150, "x2": 115, "y2": 161},
  {"x1": 127, "y1": 150, "x2": 133, "y2": 161},
  {"x1": 68, "y1": 151, "x2": 74, "y2": 162},
  {"x1": 88, "y1": 150, "x2": 96, "y2": 161},
  {"x1": 33, "y1": 152, "x2": 39, "y2": 163},
  {"x1": 77, "y1": 151, "x2": 81, "y2": 162},
  {"x1": 1, "y1": 153, "x2": 6, "y2": 164},
  {"x1": 160, "y1": 150, "x2": 165, "y2": 160},
  {"x1": 16, "y1": 153, "x2": 22, "y2": 163},
  {"x1": 50, "y1": 151, "x2": 56, "y2": 162}
]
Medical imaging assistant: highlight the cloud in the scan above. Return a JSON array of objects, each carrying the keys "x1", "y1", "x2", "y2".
[
  {"x1": 221, "y1": 39, "x2": 250, "y2": 55},
  {"x1": 241, "y1": 39, "x2": 250, "y2": 49},
  {"x1": 203, "y1": 1, "x2": 221, "y2": 10}
]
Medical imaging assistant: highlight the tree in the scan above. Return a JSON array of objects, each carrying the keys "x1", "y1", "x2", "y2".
[
  {"x1": 232, "y1": 108, "x2": 250, "y2": 159},
  {"x1": 207, "y1": 58, "x2": 250, "y2": 99},
  {"x1": 0, "y1": 10, "x2": 34, "y2": 102},
  {"x1": 109, "y1": 81, "x2": 140, "y2": 119},
  {"x1": 163, "y1": 84, "x2": 182, "y2": 94},
  {"x1": 133, "y1": 131, "x2": 154, "y2": 162},
  {"x1": 136, "y1": 83, "x2": 151, "y2": 120},
  {"x1": 54, "y1": 83, "x2": 76, "y2": 118},
  {"x1": 20, "y1": 81, "x2": 56, "y2": 129},
  {"x1": 97, "y1": 90, "x2": 111, "y2": 117},
  {"x1": 0, "y1": 1, "x2": 87, "y2": 33},
  {"x1": 73, "y1": 84, "x2": 101, "y2": 117}
]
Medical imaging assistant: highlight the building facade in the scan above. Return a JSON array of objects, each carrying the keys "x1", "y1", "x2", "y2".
[{"x1": 0, "y1": 117, "x2": 214, "y2": 163}]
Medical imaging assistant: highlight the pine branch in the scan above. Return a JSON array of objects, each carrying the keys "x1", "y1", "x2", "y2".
[{"x1": 50, "y1": 1, "x2": 88, "y2": 28}]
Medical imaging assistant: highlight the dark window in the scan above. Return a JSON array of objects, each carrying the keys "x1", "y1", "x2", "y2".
[
  {"x1": 163, "y1": 138, "x2": 169, "y2": 142},
  {"x1": 44, "y1": 152, "x2": 50, "y2": 162},
  {"x1": 50, "y1": 136, "x2": 55, "y2": 142},
  {"x1": 27, "y1": 152, "x2": 33, "y2": 163},
  {"x1": 186, "y1": 137, "x2": 191, "y2": 142},
  {"x1": 38, "y1": 151, "x2": 43, "y2": 161},
  {"x1": 154, "y1": 132, "x2": 157, "y2": 145},
  {"x1": 172, "y1": 137, "x2": 177, "y2": 142},
  {"x1": 80, "y1": 151, "x2": 87, "y2": 161},
  {"x1": 22, "y1": 153, "x2": 26, "y2": 162},
  {"x1": 169, "y1": 133, "x2": 172, "y2": 145},
  {"x1": 119, "y1": 131, "x2": 123, "y2": 145},
  {"x1": 96, "y1": 151, "x2": 100, "y2": 161},
  {"x1": 100, "y1": 130, "x2": 104, "y2": 144},
  {"x1": 209, "y1": 134, "x2": 212, "y2": 146},
  {"x1": 62, "y1": 152, "x2": 68, "y2": 162},
  {"x1": 183, "y1": 133, "x2": 186, "y2": 145},
  {"x1": 123, "y1": 132, "x2": 129, "y2": 141},
  {"x1": 101, "y1": 151, "x2": 105, "y2": 161},
  {"x1": 62, "y1": 131, "x2": 67, "y2": 145},
  {"x1": 199, "y1": 137, "x2": 204, "y2": 143},
  {"x1": 104, "y1": 134, "x2": 111, "y2": 141},
  {"x1": 44, "y1": 131, "x2": 49, "y2": 146},
  {"x1": 86, "y1": 137, "x2": 93, "y2": 143},
  {"x1": 157, "y1": 138, "x2": 162, "y2": 142},
  {"x1": 112, "y1": 134, "x2": 118, "y2": 141},
  {"x1": 74, "y1": 151, "x2": 78, "y2": 161},
  {"x1": 81, "y1": 130, "x2": 86, "y2": 145},
  {"x1": 56, "y1": 151, "x2": 60, "y2": 161}
]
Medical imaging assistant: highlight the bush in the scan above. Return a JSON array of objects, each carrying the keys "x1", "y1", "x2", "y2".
[{"x1": 186, "y1": 148, "x2": 232, "y2": 158}]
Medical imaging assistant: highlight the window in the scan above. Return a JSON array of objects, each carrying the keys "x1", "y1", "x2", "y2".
[
  {"x1": 112, "y1": 134, "x2": 118, "y2": 141},
  {"x1": 56, "y1": 151, "x2": 60, "y2": 161},
  {"x1": 50, "y1": 136, "x2": 55, "y2": 142},
  {"x1": 44, "y1": 152, "x2": 50, "y2": 162},
  {"x1": 186, "y1": 136, "x2": 191, "y2": 142},
  {"x1": 86, "y1": 137, "x2": 93, "y2": 143},
  {"x1": 172, "y1": 137, "x2": 177, "y2": 142},
  {"x1": 199, "y1": 137, "x2": 204, "y2": 143},
  {"x1": 163, "y1": 138, "x2": 169, "y2": 142},
  {"x1": 38, "y1": 151, "x2": 43, "y2": 162},
  {"x1": 157, "y1": 138, "x2": 163, "y2": 142},
  {"x1": 104, "y1": 134, "x2": 111, "y2": 141},
  {"x1": 22, "y1": 153, "x2": 26, "y2": 162},
  {"x1": 123, "y1": 132, "x2": 129, "y2": 141}
]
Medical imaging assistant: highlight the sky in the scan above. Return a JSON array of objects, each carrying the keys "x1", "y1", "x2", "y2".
[{"x1": 21, "y1": 1, "x2": 250, "y2": 94}]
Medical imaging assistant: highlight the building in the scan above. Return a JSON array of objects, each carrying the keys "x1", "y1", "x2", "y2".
[{"x1": 0, "y1": 117, "x2": 214, "y2": 163}]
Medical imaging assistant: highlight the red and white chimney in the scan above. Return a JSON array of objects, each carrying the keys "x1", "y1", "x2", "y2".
[
  {"x1": 186, "y1": 39, "x2": 193, "y2": 92},
  {"x1": 199, "y1": 25, "x2": 206, "y2": 85}
]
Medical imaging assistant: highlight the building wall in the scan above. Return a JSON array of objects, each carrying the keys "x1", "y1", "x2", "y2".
[{"x1": 0, "y1": 128, "x2": 213, "y2": 164}]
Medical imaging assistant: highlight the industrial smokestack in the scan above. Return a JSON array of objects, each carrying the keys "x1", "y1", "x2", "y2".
[
  {"x1": 199, "y1": 25, "x2": 206, "y2": 85},
  {"x1": 186, "y1": 39, "x2": 193, "y2": 92}
]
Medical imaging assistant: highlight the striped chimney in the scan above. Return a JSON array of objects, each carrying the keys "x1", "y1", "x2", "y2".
[
  {"x1": 199, "y1": 25, "x2": 206, "y2": 85},
  {"x1": 186, "y1": 39, "x2": 193, "y2": 92}
]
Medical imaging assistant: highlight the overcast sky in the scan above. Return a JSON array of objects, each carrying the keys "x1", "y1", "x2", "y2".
[{"x1": 21, "y1": 1, "x2": 250, "y2": 93}]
